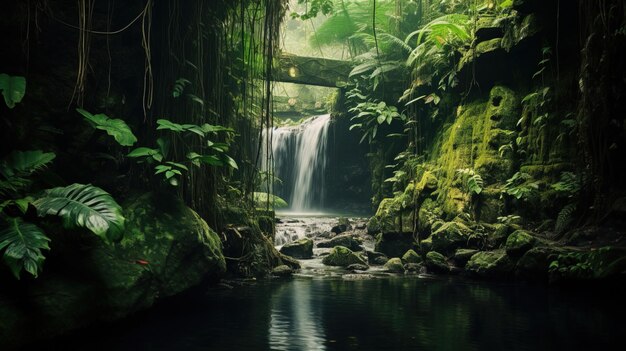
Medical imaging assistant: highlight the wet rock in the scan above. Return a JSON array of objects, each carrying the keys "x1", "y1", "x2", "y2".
[
  {"x1": 401, "y1": 249, "x2": 423, "y2": 264},
  {"x1": 431, "y1": 221, "x2": 471, "y2": 253},
  {"x1": 342, "y1": 274, "x2": 374, "y2": 280},
  {"x1": 515, "y1": 247, "x2": 561, "y2": 280},
  {"x1": 453, "y1": 249, "x2": 479, "y2": 267},
  {"x1": 466, "y1": 250, "x2": 514, "y2": 278},
  {"x1": 366, "y1": 250, "x2": 387, "y2": 261},
  {"x1": 272, "y1": 265, "x2": 294, "y2": 277},
  {"x1": 347, "y1": 263, "x2": 369, "y2": 272},
  {"x1": 373, "y1": 256, "x2": 389, "y2": 265},
  {"x1": 331, "y1": 224, "x2": 349, "y2": 234},
  {"x1": 322, "y1": 246, "x2": 367, "y2": 267},
  {"x1": 505, "y1": 230, "x2": 536, "y2": 257},
  {"x1": 489, "y1": 224, "x2": 514, "y2": 248},
  {"x1": 375, "y1": 232, "x2": 416, "y2": 258},
  {"x1": 425, "y1": 251, "x2": 450, "y2": 273},
  {"x1": 279, "y1": 238, "x2": 313, "y2": 259},
  {"x1": 317, "y1": 231, "x2": 334, "y2": 239},
  {"x1": 317, "y1": 234, "x2": 362, "y2": 251},
  {"x1": 384, "y1": 258, "x2": 405, "y2": 273},
  {"x1": 404, "y1": 263, "x2": 423, "y2": 273}
]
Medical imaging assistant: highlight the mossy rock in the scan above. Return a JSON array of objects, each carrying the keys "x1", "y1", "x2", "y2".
[
  {"x1": 431, "y1": 221, "x2": 472, "y2": 253},
  {"x1": 317, "y1": 234, "x2": 362, "y2": 251},
  {"x1": 419, "y1": 236, "x2": 433, "y2": 254},
  {"x1": 402, "y1": 249, "x2": 423, "y2": 264},
  {"x1": 515, "y1": 246, "x2": 563, "y2": 280},
  {"x1": 322, "y1": 246, "x2": 366, "y2": 267},
  {"x1": 280, "y1": 238, "x2": 314, "y2": 259},
  {"x1": 383, "y1": 257, "x2": 405, "y2": 273},
  {"x1": 425, "y1": 251, "x2": 449, "y2": 273},
  {"x1": 375, "y1": 232, "x2": 416, "y2": 258},
  {"x1": 466, "y1": 250, "x2": 514, "y2": 278},
  {"x1": 488, "y1": 224, "x2": 513, "y2": 248},
  {"x1": 505, "y1": 230, "x2": 536, "y2": 256},
  {"x1": 453, "y1": 249, "x2": 479, "y2": 267}
]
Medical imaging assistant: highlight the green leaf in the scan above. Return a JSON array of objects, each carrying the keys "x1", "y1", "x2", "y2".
[
  {"x1": 33, "y1": 184, "x2": 125, "y2": 242},
  {"x1": 0, "y1": 218, "x2": 50, "y2": 279},
  {"x1": 77, "y1": 109, "x2": 137, "y2": 146},
  {"x1": 222, "y1": 155, "x2": 238, "y2": 170},
  {"x1": 377, "y1": 115, "x2": 386, "y2": 124},
  {"x1": 0, "y1": 150, "x2": 56, "y2": 178},
  {"x1": 0, "y1": 73, "x2": 26, "y2": 109},
  {"x1": 127, "y1": 147, "x2": 159, "y2": 158},
  {"x1": 165, "y1": 161, "x2": 189, "y2": 171},
  {"x1": 156, "y1": 119, "x2": 186, "y2": 132}
]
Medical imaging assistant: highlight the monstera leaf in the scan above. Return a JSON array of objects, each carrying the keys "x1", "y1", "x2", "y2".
[
  {"x1": 33, "y1": 184, "x2": 125, "y2": 242},
  {"x1": 0, "y1": 73, "x2": 26, "y2": 108},
  {"x1": 77, "y1": 108, "x2": 137, "y2": 146},
  {"x1": 0, "y1": 218, "x2": 50, "y2": 279}
]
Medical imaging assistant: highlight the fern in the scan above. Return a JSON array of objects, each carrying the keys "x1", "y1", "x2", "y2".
[
  {"x1": 33, "y1": 184, "x2": 125, "y2": 242},
  {"x1": 0, "y1": 217, "x2": 50, "y2": 279},
  {"x1": 555, "y1": 203, "x2": 577, "y2": 235},
  {"x1": 0, "y1": 150, "x2": 56, "y2": 196},
  {"x1": 456, "y1": 168, "x2": 483, "y2": 195}
]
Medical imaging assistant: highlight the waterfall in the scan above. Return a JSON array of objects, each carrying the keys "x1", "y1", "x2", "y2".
[{"x1": 263, "y1": 114, "x2": 331, "y2": 212}]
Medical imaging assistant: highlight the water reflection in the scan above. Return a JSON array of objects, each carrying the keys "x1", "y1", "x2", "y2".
[{"x1": 269, "y1": 280, "x2": 326, "y2": 350}]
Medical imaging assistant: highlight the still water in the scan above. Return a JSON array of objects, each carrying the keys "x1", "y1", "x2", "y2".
[{"x1": 53, "y1": 275, "x2": 623, "y2": 351}]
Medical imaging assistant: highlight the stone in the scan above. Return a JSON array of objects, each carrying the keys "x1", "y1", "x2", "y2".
[
  {"x1": 505, "y1": 230, "x2": 536, "y2": 257},
  {"x1": 466, "y1": 250, "x2": 514, "y2": 278},
  {"x1": 404, "y1": 263, "x2": 423, "y2": 273},
  {"x1": 317, "y1": 234, "x2": 362, "y2": 251},
  {"x1": 272, "y1": 265, "x2": 294, "y2": 277},
  {"x1": 453, "y1": 249, "x2": 479, "y2": 267},
  {"x1": 383, "y1": 257, "x2": 405, "y2": 273},
  {"x1": 347, "y1": 263, "x2": 369, "y2": 271},
  {"x1": 331, "y1": 224, "x2": 349, "y2": 234},
  {"x1": 489, "y1": 224, "x2": 513, "y2": 248},
  {"x1": 375, "y1": 232, "x2": 416, "y2": 258},
  {"x1": 425, "y1": 251, "x2": 449, "y2": 273},
  {"x1": 515, "y1": 247, "x2": 561, "y2": 280},
  {"x1": 322, "y1": 246, "x2": 367, "y2": 267},
  {"x1": 366, "y1": 250, "x2": 387, "y2": 261},
  {"x1": 401, "y1": 249, "x2": 423, "y2": 264},
  {"x1": 279, "y1": 238, "x2": 314, "y2": 259},
  {"x1": 373, "y1": 256, "x2": 389, "y2": 265},
  {"x1": 431, "y1": 221, "x2": 471, "y2": 253},
  {"x1": 0, "y1": 192, "x2": 226, "y2": 348}
]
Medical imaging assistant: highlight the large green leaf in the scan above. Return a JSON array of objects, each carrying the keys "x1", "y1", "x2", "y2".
[
  {"x1": 0, "y1": 73, "x2": 26, "y2": 108},
  {"x1": 0, "y1": 218, "x2": 50, "y2": 279},
  {"x1": 77, "y1": 108, "x2": 137, "y2": 146},
  {"x1": 0, "y1": 150, "x2": 56, "y2": 196},
  {"x1": 253, "y1": 192, "x2": 288, "y2": 209},
  {"x1": 33, "y1": 183, "x2": 125, "y2": 242}
]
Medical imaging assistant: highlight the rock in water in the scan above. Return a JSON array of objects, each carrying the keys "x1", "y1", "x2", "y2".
[
  {"x1": 402, "y1": 249, "x2": 423, "y2": 264},
  {"x1": 505, "y1": 230, "x2": 536, "y2": 257},
  {"x1": 279, "y1": 238, "x2": 314, "y2": 259},
  {"x1": 466, "y1": 250, "x2": 514, "y2": 278},
  {"x1": 384, "y1": 257, "x2": 405, "y2": 273},
  {"x1": 322, "y1": 246, "x2": 366, "y2": 267},
  {"x1": 425, "y1": 251, "x2": 450, "y2": 273},
  {"x1": 272, "y1": 265, "x2": 294, "y2": 277},
  {"x1": 317, "y1": 234, "x2": 362, "y2": 251}
]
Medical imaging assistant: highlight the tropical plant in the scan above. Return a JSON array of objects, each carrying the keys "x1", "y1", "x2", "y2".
[
  {"x1": 347, "y1": 87, "x2": 406, "y2": 144},
  {"x1": 0, "y1": 73, "x2": 26, "y2": 108},
  {"x1": 502, "y1": 172, "x2": 539, "y2": 200},
  {"x1": 0, "y1": 218, "x2": 50, "y2": 279},
  {"x1": 77, "y1": 108, "x2": 138, "y2": 146},
  {"x1": 128, "y1": 119, "x2": 237, "y2": 186},
  {"x1": 456, "y1": 168, "x2": 483, "y2": 195},
  {"x1": 0, "y1": 150, "x2": 56, "y2": 196}
]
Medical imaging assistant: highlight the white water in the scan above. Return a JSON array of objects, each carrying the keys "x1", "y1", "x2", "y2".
[{"x1": 263, "y1": 114, "x2": 331, "y2": 212}]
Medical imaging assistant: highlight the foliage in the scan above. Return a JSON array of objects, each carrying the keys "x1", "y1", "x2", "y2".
[
  {"x1": 0, "y1": 218, "x2": 50, "y2": 279},
  {"x1": 555, "y1": 203, "x2": 577, "y2": 235},
  {"x1": 0, "y1": 150, "x2": 56, "y2": 196},
  {"x1": 502, "y1": 172, "x2": 539, "y2": 200},
  {"x1": 33, "y1": 183, "x2": 126, "y2": 242},
  {"x1": 128, "y1": 119, "x2": 237, "y2": 186},
  {"x1": 77, "y1": 108, "x2": 138, "y2": 146},
  {"x1": 456, "y1": 168, "x2": 483, "y2": 195},
  {"x1": 551, "y1": 171, "x2": 581, "y2": 198},
  {"x1": 290, "y1": 0, "x2": 334, "y2": 20},
  {"x1": 347, "y1": 87, "x2": 406, "y2": 144},
  {"x1": 0, "y1": 73, "x2": 26, "y2": 108}
]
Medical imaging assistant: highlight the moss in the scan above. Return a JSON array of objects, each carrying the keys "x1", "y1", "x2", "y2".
[
  {"x1": 431, "y1": 221, "x2": 472, "y2": 253},
  {"x1": 322, "y1": 246, "x2": 366, "y2": 267},
  {"x1": 453, "y1": 249, "x2": 479, "y2": 266},
  {"x1": 425, "y1": 251, "x2": 449, "y2": 273},
  {"x1": 401, "y1": 249, "x2": 422, "y2": 264},
  {"x1": 466, "y1": 250, "x2": 514, "y2": 277},
  {"x1": 375, "y1": 232, "x2": 416, "y2": 258},
  {"x1": 505, "y1": 230, "x2": 536, "y2": 256},
  {"x1": 383, "y1": 257, "x2": 405, "y2": 273}
]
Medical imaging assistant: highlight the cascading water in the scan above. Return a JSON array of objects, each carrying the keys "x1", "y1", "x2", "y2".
[{"x1": 263, "y1": 114, "x2": 331, "y2": 213}]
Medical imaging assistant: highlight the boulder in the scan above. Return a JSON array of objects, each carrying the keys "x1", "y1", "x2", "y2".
[
  {"x1": 488, "y1": 224, "x2": 513, "y2": 248},
  {"x1": 279, "y1": 238, "x2": 314, "y2": 259},
  {"x1": 0, "y1": 192, "x2": 226, "y2": 348},
  {"x1": 272, "y1": 265, "x2": 294, "y2": 277},
  {"x1": 401, "y1": 249, "x2": 423, "y2": 264},
  {"x1": 453, "y1": 249, "x2": 479, "y2": 267},
  {"x1": 431, "y1": 221, "x2": 471, "y2": 253},
  {"x1": 466, "y1": 250, "x2": 514, "y2": 278},
  {"x1": 404, "y1": 263, "x2": 423, "y2": 273},
  {"x1": 347, "y1": 263, "x2": 369, "y2": 271},
  {"x1": 373, "y1": 256, "x2": 389, "y2": 265},
  {"x1": 505, "y1": 230, "x2": 536, "y2": 257},
  {"x1": 322, "y1": 246, "x2": 366, "y2": 267},
  {"x1": 383, "y1": 257, "x2": 405, "y2": 273},
  {"x1": 515, "y1": 247, "x2": 561, "y2": 280},
  {"x1": 317, "y1": 234, "x2": 362, "y2": 251},
  {"x1": 425, "y1": 251, "x2": 449, "y2": 273},
  {"x1": 375, "y1": 232, "x2": 416, "y2": 258}
]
